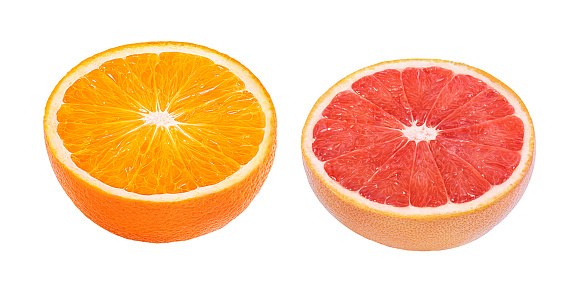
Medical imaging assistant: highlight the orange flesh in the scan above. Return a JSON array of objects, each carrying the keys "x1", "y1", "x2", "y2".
[
  {"x1": 312, "y1": 67, "x2": 523, "y2": 207},
  {"x1": 57, "y1": 52, "x2": 266, "y2": 195}
]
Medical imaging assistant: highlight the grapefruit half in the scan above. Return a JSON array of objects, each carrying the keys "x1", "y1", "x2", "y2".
[{"x1": 301, "y1": 59, "x2": 534, "y2": 251}]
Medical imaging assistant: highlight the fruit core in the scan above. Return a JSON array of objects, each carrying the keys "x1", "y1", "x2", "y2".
[
  {"x1": 402, "y1": 123, "x2": 438, "y2": 142},
  {"x1": 143, "y1": 111, "x2": 178, "y2": 127}
]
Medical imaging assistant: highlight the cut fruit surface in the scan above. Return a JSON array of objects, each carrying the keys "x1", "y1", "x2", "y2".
[
  {"x1": 302, "y1": 59, "x2": 534, "y2": 250},
  {"x1": 44, "y1": 42, "x2": 276, "y2": 243}
]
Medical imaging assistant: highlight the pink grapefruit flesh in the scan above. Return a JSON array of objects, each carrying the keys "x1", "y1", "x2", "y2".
[{"x1": 312, "y1": 66, "x2": 523, "y2": 208}]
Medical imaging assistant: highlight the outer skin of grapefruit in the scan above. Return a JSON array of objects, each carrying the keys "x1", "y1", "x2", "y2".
[
  {"x1": 303, "y1": 156, "x2": 533, "y2": 250},
  {"x1": 302, "y1": 59, "x2": 535, "y2": 251}
]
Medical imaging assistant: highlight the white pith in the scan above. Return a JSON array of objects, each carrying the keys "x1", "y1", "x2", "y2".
[
  {"x1": 402, "y1": 122, "x2": 438, "y2": 142},
  {"x1": 44, "y1": 43, "x2": 275, "y2": 202},
  {"x1": 142, "y1": 110, "x2": 178, "y2": 127},
  {"x1": 302, "y1": 59, "x2": 535, "y2": 217}
]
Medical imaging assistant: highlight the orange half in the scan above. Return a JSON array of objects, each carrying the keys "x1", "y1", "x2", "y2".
[{"x1": 44, "y1": 42, "x2": 277, "y2": 243}]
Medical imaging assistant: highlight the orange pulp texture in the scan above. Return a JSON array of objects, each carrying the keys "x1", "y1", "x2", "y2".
[{"x1": 57, "y1": 52, "x2": 266, "y2": 195}]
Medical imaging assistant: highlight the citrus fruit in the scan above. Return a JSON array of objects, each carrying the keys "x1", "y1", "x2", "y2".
[
  {"x1": 44, "y1": 42, "x2": 277, "y2": 243},
  {"x1": 301, "y1": 59, "x2": 534, "y2": 251}
]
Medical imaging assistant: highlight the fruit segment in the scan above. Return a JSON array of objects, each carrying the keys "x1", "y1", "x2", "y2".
[
  {"x1": 312, "y1": 66, "x2": 524, "y2": 207},
  {"x1": 57, "y1": 52, "x2": 265, "y2": 195},
  {"x1": 174, "y1": 90, "x2": 266, "y2": 128},
  {"x1": 358, "y1": 141, "x2": 414, "y2": 206},
  {"x1": 425, "y1": 74, "x2": 488, "y2": 127},
  {"x1": 435, "y1": 137, "x2": 521, "y2": 185},
  {"x1": 62, "y1": 70, "x2": 150, "y2": 112},
  {"x1": 98, "y1": 57, "x2": 159, "y2": 112},
  {"x1": 409, "y1": 142, "x2": 449, "y2": 207},
  {"x1": 429, "y1": 141, "x2": 491, "y2": 203},
  {"x1": 437, "y1": 89, "x2": 516, "y2": 130},
  {"x1": 321, "y1": 91, "x2": 404, "y2": 129},
  {"x1": 178, "y1": 124, "x2": 264, "y2": 165},
  {"x1": 152, "y1": 53, "x2": 232, "y2": 112},
  {"x1": 439, "y1": 116, "x2": 524, "y2": 151},
  {"x1": 323, "y1": 138, "x2": 407, "y2": 191},
  {"x1": 401, "y1": 67, "x2": 454, "y2": 125},
  {"x1": 352, "y1": 70, "x2": 412, "y2": 126},
  {"x1": 312, "y1": 118, "x2": 405, "y2": 161}
]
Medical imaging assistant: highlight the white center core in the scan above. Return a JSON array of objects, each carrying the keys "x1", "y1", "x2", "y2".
[
  {"x1": 142, "y1": 111, "x2": 178, "y2": 127},
  {"x1": 402, "y1": 123, "x2": 438, "y2": 142}
]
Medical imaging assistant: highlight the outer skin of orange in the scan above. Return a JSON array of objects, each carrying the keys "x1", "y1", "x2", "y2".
[
  {"x1": 45, "y1": 42, "x2": 277, "y2": 243},
  {"x1": 302, "y1": 59, "x2": 535, "y2": 251},
  {"x1": 46, "y1": 134, "x2": 276, "y2": 243}
]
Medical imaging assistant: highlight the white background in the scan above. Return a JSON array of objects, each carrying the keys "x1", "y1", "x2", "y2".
[{"x1": 2, "y1": 1, "x2": 574, "y2": 299}]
